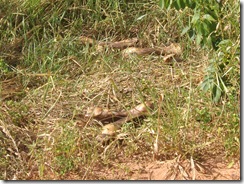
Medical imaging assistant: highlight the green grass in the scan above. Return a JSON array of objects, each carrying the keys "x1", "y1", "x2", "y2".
[{"x1": 0, "y1": 0, "x2": 240, "y2": 180}]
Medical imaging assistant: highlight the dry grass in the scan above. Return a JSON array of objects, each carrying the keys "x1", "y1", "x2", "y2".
[{"x1": 0, "y1": 0, "x2": 240, "y2": 180}]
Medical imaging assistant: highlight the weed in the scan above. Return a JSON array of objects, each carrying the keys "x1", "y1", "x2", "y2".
[{"x1": 0, "y1": 0, "x2": 240, "y2": 180}]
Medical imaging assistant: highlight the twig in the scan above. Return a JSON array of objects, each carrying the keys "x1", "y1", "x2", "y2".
[
  {"x1": 178, "y1": 164, "x2": 189, "y2": 180},
  {"x1": 190, "y1": 156, "x2": 196, "y2": 180}
]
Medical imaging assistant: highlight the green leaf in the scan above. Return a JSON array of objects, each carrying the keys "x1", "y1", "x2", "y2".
[
  {"x1": 218, "y1": 39, "x2": 232, "y2": 47},
  {"x1": 219, "y1": 76, "x2": 228, "y2": 93},
  {"x1": 212, "y1": 85, "x2": 222, "y2": 102},
  {"x1": 200, "y1": 80, "x2": 211, "y2": 92},
  {"x1": 159, "y1": 0, "x2": 163, "y2": 8},
  {"x1": 191, "y1": 11, "x2": 200, "y2": 24},
  {"x1": 176, "y1": 0, "x2": 182, "y2": 8},
  {"x1": 186, "y1": 0, "x2": 196, "y2": 9},
  {"x1": 200, "y1": 75, "x2": 214, "y2": 92},
  {"x1": 206, "y1": 36, "x2": 213, "y2": 47},
  {"x1": 181, "y1": 26, "x2": 191, "y2": 36},
  {"x1": 159, "y1": 0, "x2": 172, "y2": 9},
  {"x1": 203, "y1": 14, "x2": 216, "y2": 22},
  {"x1": 196, "y1": 33, "x2": 203, "y2": 45},
  {"x1": 202, "y1": 21, "x2": 210, "y2": 35},
  {"x1": 195, "y1": 22, "x2": 202, "y2": 33}
]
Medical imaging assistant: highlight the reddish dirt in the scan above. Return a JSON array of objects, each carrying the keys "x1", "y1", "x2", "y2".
[
  {"x1": 26, "y1": 153, "x2": 240, "y2": 180},
  {"x1": 89, "y1": 156, "x2": 240, "y2": 180}
]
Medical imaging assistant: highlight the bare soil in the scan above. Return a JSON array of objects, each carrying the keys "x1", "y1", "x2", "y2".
[
  {"x1": 33, "y1": 154, "x2": 239, "y2": 180},
  {"x1": 89, "y1": 157, "x2": 240, "y2": 180}
]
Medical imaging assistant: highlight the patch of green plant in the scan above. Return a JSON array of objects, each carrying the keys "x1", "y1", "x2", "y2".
[
  {"x1": 0, "y1": 59, "x2": 10, "y2": 74},
  {"x1": 222, "y1": 93, "x2": 240, "y2": 158},
  {"x1": 159, "y1": 0, "x2": 240, "y2": 102},
  {"x1": 52, "y1": 122, "x2": 82, "y2": 176},
  {"x1": 195, "y1": 107, "x2": 212, "y2": 124},
  {"x1": 5, "y1": 101, "x2": 30, "y2": 127},
  {"x1": 160, "y1": 0, "x2": 221, "y2": 48},
  {"x1": 200, "y1": 39, "x2": 240, "y2": 102},
  {"x1": 223, "y1": 114, "x2": 239, "y2": 157},
  {"x1": 0, "y1": 0, "x2": 240, "y2": 179}
]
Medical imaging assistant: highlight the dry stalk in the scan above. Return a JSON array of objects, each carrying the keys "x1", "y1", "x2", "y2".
[
  {"x1": 190, "y1": 156, "x2": 196, "y2": 180},
  {"x1": 178, "y1": 163, "x2": 189, "y2": 180},
  {"x1": 153, "y1": 93, "x2": 164, "y2": 160},
  {"x1": 0, "y1": 120, "x2": 24, "y2": 172},
  {"x1": 42, "y1": 90, "x2": 62, "y2": 119}
]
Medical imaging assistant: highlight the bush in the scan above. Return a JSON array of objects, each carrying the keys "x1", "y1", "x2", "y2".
[{"x1": 159, "y1": 0, "x2": 240, "y2": 102}]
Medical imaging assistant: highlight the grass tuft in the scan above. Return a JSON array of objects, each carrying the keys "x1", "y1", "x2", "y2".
[{"x1": 0, "y1": 0, "x2": 239, "y2": 180}]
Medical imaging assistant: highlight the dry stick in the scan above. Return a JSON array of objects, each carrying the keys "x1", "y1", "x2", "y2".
[
  {"x1": 71, "y1": 58, "x2": 82, "y2": 67},
  {"x1": 190, "y1": 156, "x2": 196, "y2": 180},
  {"x1": 153, "y1": 93, "x2": 164, "y2": 160},
  {"x1": 178, "y1": 164, "x2": 189, "y2": 180}
]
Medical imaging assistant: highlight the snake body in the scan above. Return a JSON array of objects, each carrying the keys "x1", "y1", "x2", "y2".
[{"x1": 97, "y1": 101, "x2": 154, "y2": 143}]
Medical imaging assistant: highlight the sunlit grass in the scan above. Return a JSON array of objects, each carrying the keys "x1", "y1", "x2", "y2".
[{"x1": 0, "y1": 0, "x2": 239, "y2": 180}]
